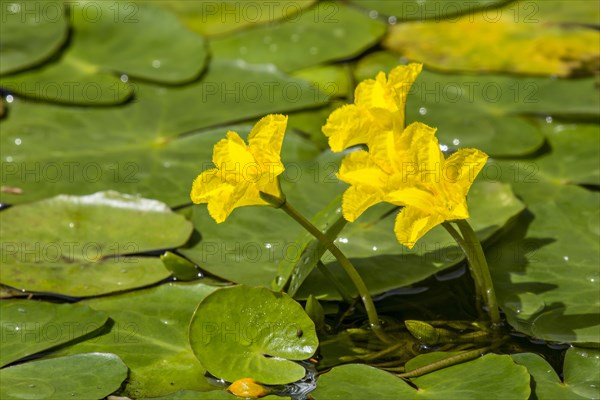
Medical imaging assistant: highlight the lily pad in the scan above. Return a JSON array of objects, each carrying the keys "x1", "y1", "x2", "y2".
[
  {"x1": 189, "y1": 285, "x2": 318, "y2": 384},
  {"x1": 143, "y1": 390, "x2": 288, "y2": 400},
  {"x1": 0, "y1": 58, "x2": 133, "y2": 105},
  {"x1": 210, "y1": 2, "x2": 386, "y2": 72},
  {"x1": 154, "y1": 0, "x2": 317, "y2": 36},
  {"x1": 0, "y1": 301, "x2": 108, "y2": 367},
  {"x1": 512, "y1": 347, "x2": 600, "y2": 400},
  {"x1": 295, "y1": 178, "x2": 524, "y2": 300},
  {"x1": 1, "y1": 1, "x2": 208, "y2": 104},
  {"x1": 349, "y1": 0, "x2": 509, "y2": 21},
  {"x1": 488, "y1": 181, "x2": 600, "y2": 344},
  {"x1": 312, "y1": 354, "x2": 531, "y2": 399},
  {"x1": 292, "y1": 64, "x2": 352, "y2": 99},
  {"x1": 383, "y1": 1, "x2": 599, "y2": 76},
  {"x1": 0, "y1": 191, "x2": 191, "y2": 296},
  {"x1": 0, "y1": 353, "x2": 127, "y2": 400},
  {"x1": 354, "y1": 51, "x2": 599, "y2": 157},
  {"x1": 48, "y1": 281, "x2": 220, "y2": 398},
  {"x1": 535, "y1": 0, "x2": 600, "y2": 25},
  {"x1": 0, "y1": 59, "x2": 326, "y2": 206},
  {"x1": 0, "y1": 0, "x2": 68, "y2": 75},
  {"x1": 525, "y1": 122, "x2": 600, "y2": 186}
]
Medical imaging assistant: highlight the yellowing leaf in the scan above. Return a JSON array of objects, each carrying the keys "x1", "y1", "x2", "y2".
[{"x1": 383, "y1": 1, "x2": 599, "y2": 76}]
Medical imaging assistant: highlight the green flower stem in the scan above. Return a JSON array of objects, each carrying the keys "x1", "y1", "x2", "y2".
[
  {"x1": 442, "y1": 220, "x2": 501, "y2": 328},
  {"x1": 278, "y1": 200, "x2": 392, "y2": 343},
  {"x1": 442, "y1": 222, "x2": 484, "y2": 319},
  {"x1": 316, "y1": 260, "x2": 355, "y2": 304},
  {"x1": 396, "y1": 338, "x2": 507, "y2": 379}
]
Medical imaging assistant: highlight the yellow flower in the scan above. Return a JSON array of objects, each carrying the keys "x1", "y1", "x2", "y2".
[
  {"x1": 338, "y1": 122, "x2": 488, "y2": 248},
  {"x1": 228, "y1": 378, "x2": 270, "y2": 398},
  {"x1": 322, "y1": 63, "x2": 422, "y2": 152},
  {"x1": 190, "y1": 114, "x2": 287, "y2": 223}
]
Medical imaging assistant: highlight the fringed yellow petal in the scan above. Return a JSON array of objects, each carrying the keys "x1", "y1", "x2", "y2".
[
  {"x1": 249, "y1": 114, "x2": 288, "y2": 163},
  {"x1": 338, "y1": 150, "x2": 388, "y2": 189},
  {"x1": 443, "y1": 148, "x2": 488, "y2": 197},
  {"x1": 322, "y1": 104, "x2": 378, "y2": 152},
  {"x1": 190, "y1": 168, "x2": 225, "y2": 204},
  {"x1": 387, "y1": 63, "x2": 423, "y2": 110},
  {"x1": 212, "y1": 131, "x2": 255, "y2": 183},
  {"x1": 393, "y1": 207, "x2": 445, "y2": 249},
  {"x1": 396, "y1": 122, "x2": 441, "y2": 178},
  {"x1": 342, "y1": 186, "x2": 383, "y2": 222},
  {"x1": 355, "y1": 73, "x2": 391, "y2": 110},
  {"x1": 385, "y1": 187, "x2": 437, "y2": 210}
]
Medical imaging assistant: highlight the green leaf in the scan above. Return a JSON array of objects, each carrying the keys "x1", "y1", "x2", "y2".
[
  {"x1": 305, "y1": 295, "x2": 326, "y2": 332},
  {"x1": 0, "y1": 191, "x2": 191, "y2": 296},
  {"x1": 382, "y1": 1, "x2": 599, "y2": 76},
  {"x1": 142, "y1": 390, "x2": 288, "y2": 400},
  {"x1": 153, "y1": 0, "x2": 317, "y2": 36},
  {"x1": 512, "y1": 347, "x2": 600, "y2": 400},
  {"x1": 288, "y1": 101, "x2": 346, "y2": 150},
  {"x1": 161, "y1": 251, "x2": 202, "y2": 281},
  {"x1": 312, "y1": 354, "x2": 531, "y2": 399},
  {"x1": 488, "y1": 182, "x2": 600, "y2": 344},
  {"x1": 354, "y1": 51, "x2": 599, "y2": 157},
  {"x1": 292, "y1": 65, "x2": 352, "y2": 99},
  {"x1": 0, "y1": 0, "x2": 68, "y2": 75},
  {"x1": 525, "y1": 122, "x2": 600, "y2": 186},
  {"x1": 48, "y1": 281, "x2": 220, "y2": 398},
  {"x1": 0, "y1": 60, "x2": 325, "y2": 206},
  {"x1": 296, "y1": 179, "x2": 524, "y2": 300},
  {"x1": 1, "y1": 1, "x2": 209, "y2": 103},
  {"x1": 189, "y1": 285, "x2": 318, "y2": 384},
  {"x1": 0, "y1": 301, "x2": 108, "y2": 367},
  {"x1": 211, "y1": 2, "x2": 386, "y2": 72},
  {"x1": 534, "y1": 0, "x2": 600, "y2": 26},
  {"x1": 1, "y1": 59, "x2": 133, "y2": 105},
  {"x1": 348, "y1": 0, "x2": 509, "y2": 21},
  {"x1": 0, "y1": 353, "x2": 127, "y2": 400}
]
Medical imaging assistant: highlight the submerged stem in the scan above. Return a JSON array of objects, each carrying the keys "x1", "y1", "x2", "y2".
[{"x1": 278, "y1": 199, "x2": 392, "y2": 344}]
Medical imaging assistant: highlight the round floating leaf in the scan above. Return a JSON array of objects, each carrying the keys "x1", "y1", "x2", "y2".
[
  {"x1": 0, "y1": 1, "x2": 208, "y2": 104},
  {"x1": 383, "y1": 2, "x2": 599, "y2": 76},
  {"x1": 0, "y1": 191, "x2": 192, "y2": 296},
  {"x1": 0, "y1": 60, "x2": 325, "y2": 206},
  {"x1": 349, "y1": 0, "x2": 509, "y2": 21},
  {"x1": 142, "y1": 390, "x2": 288, "y2": 400},
  {"x1": 292, "y1": 65, "x2": 352, "y2": 99},
  {"x1": 528, "y1": 122, "x2": 600, "y2": 186},
  {"x1": 189, "y1": 285, "x2": 318, "y2": 384},
  {"x1": 312, "y1": 354, "x2": 531, "y2": 399},
  {"x1": 0, "y1": 301, "x2": 108, "y2": 367},
  {"x1": 0, "y1": 353, "x2": 127, "y2": 400},
  {"x1": 49, "y1": 281, "x2": 220, "y2": 398},
  {"x1": 161, "y1": 251, "x2": 202, "y2": 281},
  {"x1": 211, "y1": 2, "x2": 386, "y2": 72},
  {"x1": 0, "y1": 58, "x2": 133, "y2": 105},
  {"x1": 512, "y1": 347, "x2": 600, "y2": 400},
  {"x1": 154, "y1": 0, "x2": 317, "y2": 36},
  {"x1": 535, "y1": 0, "x2": 600, "y2": 25},
  {"x1": 0, "y1": 0, "x2": 68, "y2": 75}
]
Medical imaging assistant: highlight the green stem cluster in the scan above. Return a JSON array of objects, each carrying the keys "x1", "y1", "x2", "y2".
[
  {"x1": 443, "y1": 220, "x2": 501, "y2": 328},
  {"x1": 275, "y1": 198, "x2": 392, "y2": 344}
]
